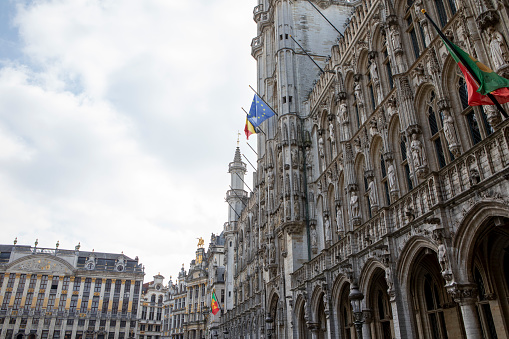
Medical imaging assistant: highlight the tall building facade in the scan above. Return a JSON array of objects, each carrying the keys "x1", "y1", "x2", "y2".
[
  {"x1": 218, "y1": 0, "x2": 509, "y2": 338},
  {"x1": 0, "y1": 243, "x2": 144, "y2": 339},
  {"x1": 139, "y1": 274, "x2": 167, "y2": 339},
  {"x1": 165, "y1": 267, "x2": 187, "y2": 339}
]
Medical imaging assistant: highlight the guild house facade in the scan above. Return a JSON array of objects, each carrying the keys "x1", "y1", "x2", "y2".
[{"x1": 0, "y1": 243, "x2": 144, "y2": 339}]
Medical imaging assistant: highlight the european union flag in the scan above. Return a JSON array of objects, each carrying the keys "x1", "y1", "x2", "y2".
[{"x1": 247, "y1": 94, "x2": 275, "y2": 128}]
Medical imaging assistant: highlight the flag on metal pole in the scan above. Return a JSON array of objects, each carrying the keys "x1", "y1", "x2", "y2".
[
  {"x1": 421, "y1": 9, "x2": 509, "y2": 117},
  {"x1": 244, "y1": 94, "x2": 275, "y2": 138}
]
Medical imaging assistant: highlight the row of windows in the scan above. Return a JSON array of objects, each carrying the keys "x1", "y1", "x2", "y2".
[
  {"x1": 141, "y1": 306, "x2": 163, "y2": 321},
  {"x1": 3, "y1": 329, "x2": 134, "y2": 339}
]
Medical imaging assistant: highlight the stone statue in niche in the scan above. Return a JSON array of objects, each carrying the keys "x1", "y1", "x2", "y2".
[
  {"x1": 267, "y1": 170, "x2": 274, "y2": 189},
  {"x1": 488, "y1": 26, "x2": 509, "y2": 70},
  {"x1": 442, "y1": 113, "x2": 459, "y2": 150},
  {"x1": 294, "y1": 199, "x2": 300, "y2": 220},
  {"x1": 385, "y1": 265, "x2": 394, "y2": 292},
  {"x1": 329, "y1": 121, "x2": 335, "y2": 143},
  {"x1": 368, "y1": 180, "x2": 378, "y2": 206},
  {"x1": 339, "y1": 102, "x2": 348, "y2": 123},
  {"x1": 354, "y1": 82, "x2": 364, "y2": 105},
  {"x1": 311, "y1": 226, "x2": 318, "y2": 247},
  {"x1": 369, "y1": 59, "x2": 380, "y2": 85},
  {"x1": 285, "y1": 173, "x2": 290, "y2": 195},
  {"x1": 390, "y1": 25, "x2": 402, "y2": 51},
  {"x1": 336, "y1": 205, "x2": 344, "y2": 233},
  {"x1": 306, "y1": 147, "x2": 313, "y2": 167},
  {"x1": 350, "y1": 191, "x2": 360, "y2": 218},
  {"x1": 324, "y1": 215, "x2": 332, "y2": 242},
  {"x1": 387, "y1": 164, "x2": 396, "y2": 191},
  {"x1": 291, "y1": 149, "x2": 299, "y2": 168},
  {"x1": 410, "y1": 133, "x2": 427, "y2": 168},
  {"x1": 437, "y1": 237, "x2": 450, "y2": 277},
  {"x1": 318, "y1": 136, "x2": 325, "y2": 158}
]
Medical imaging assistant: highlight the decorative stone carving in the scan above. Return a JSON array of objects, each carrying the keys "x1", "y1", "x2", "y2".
[
  {"x1": 329, "y1": 121, "x2": 335, "y2": 143},
  {"x1": 324, "y1": 215, "x2": 332, "y2": 243},
  {"x1": 336, "y1": 204, "x2": 344, "y2": 234},
  {"x1": 318, "y1": 136, "x2": 325, "y2": 158},
  {"x1": 387, "y1": 164, "x2": 396, "y2": 191},
  {"x1": 488, "y1": 26, "x2": 509, "y2": 70},
  {"x1": 442, "y1": 112, "x2": 461, "y2": 156},
  {"x1": 484, "y1": 105, "x2": 502, "y2": 128},
  {"x1": 10, "y1": 258, "x2": 72, "y2": 274},
  {"x1": 410, "y1": 133, "x2": 428, "y2": 177},
  {"x1": 354, "y1": 82, "x2": 364, "y2": 106},
  {"x1": 350, "y1": 191, "x2": 360, "y2": 219},
  {"x1": 368, "y1": 179, "x2": 378, "y2": 209}
]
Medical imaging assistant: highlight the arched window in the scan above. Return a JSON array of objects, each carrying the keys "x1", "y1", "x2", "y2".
[
  {"x1": 474, "y1": 267, "x2": 498, "y2": 338},
  {"x1": 382, "y1": 40, "x2": 394, "y2": 90},
  {"x1": 457, "y1": 77, "x2": 493, "y2": 146},
  {"x1": 434, "y1": 0, "x2": 457, "y2": 27},
  {"x1": 427, "y1": 91, "x2": 451, "y2": 168},
  {"x1": 405, "y1": 1, "x2": 427, "y2": 62},
  {"x1": 151, "y1": 294, "x2": 156, "y2": 303},
  {"x1": 423, "y1": 274, "x2": 448, "y2": 338},
  {"x1": 380, "y1": 153, "x2": 391, "y2": 206},
  {"x1": 158, "y1": 295, "x2": 163, "y2": 306}
]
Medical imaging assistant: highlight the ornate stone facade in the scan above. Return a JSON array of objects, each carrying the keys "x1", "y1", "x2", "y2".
[
  {"x1": 218, "y1": 0, "x2": 509, "y2": 338},
  {"x1": 0, "y1": 244, "x2": 144, "y2": 339}
]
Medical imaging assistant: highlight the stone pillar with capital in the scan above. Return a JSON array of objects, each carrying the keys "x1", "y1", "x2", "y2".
[
  {"x1": 362, "y1": 309, "x2": 373, "y2": 339},
  {"x1": 447, "y1": 284, "x2": 482, "y2": 339}
]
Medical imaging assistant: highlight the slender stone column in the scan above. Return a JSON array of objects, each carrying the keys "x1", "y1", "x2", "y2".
[
  {"x1": 362, "y1": 310, "x2": 372, "y2": 339},
  {"x1": 448, "y1": 284, "x2": 482, "y2": 339}
]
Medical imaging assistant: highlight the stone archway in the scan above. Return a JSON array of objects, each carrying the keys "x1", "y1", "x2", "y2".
[
  {"x1": 409, "y1": 248, "x2": 461, "y2": 339},
  {"x1": 365, "y1": 267, "x2": 393, "y2": 339}
]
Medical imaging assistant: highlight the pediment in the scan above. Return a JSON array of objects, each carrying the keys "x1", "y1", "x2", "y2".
[{"x1": 8, "y1": 256, "x2": 74, "y2": 275}]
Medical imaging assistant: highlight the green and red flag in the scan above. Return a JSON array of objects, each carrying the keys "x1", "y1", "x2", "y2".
[
  {"x1": 211, "y1": 290, "x2": 220, "y2": 315},
  {"x1": 442, "y1": 39, "x2": 509, "y2": 106}
]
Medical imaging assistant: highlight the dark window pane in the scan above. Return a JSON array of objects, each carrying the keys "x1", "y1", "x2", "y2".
[
  {"x1": 467, "y1": 112, "x2": 482, "y2": 145},
  {"x1": 480, "y1": 106, "x2": 494, "y2": 136},
  {"x1": 429, "y1": 108, "x2": 439, "y2": 135},
  {"x1": 409, "y1": 28, "x2": 420, "y2": 59},
  {"x1": 435, "y1": 0, "x2": 448, "y2": 27},
  {"x1": 435, "y1": 138, "x2": 447, "y2": 168},
  {"x1": 458, "y1": 78, "x2": 469, "y2": 110}
]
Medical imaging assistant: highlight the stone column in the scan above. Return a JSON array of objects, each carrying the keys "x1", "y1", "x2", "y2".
[
  {"x1": 448, "y1": 284, "x2": 482, "y2": 339},
  {"x1": 362, "y1": 310, "x2": 372, "y2": 339}
]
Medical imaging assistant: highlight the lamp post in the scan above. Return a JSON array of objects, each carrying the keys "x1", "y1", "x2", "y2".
[
  {"x1": 265, "y1": 314, "x2": 273, "y2": 339},
  {"x1": 349, "y1": 285, "x2": 364, "y2": 339}
]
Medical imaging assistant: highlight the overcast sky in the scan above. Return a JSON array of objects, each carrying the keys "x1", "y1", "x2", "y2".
[{"x1": 0, "y1": 0, "x2": 258, "y2": 283}]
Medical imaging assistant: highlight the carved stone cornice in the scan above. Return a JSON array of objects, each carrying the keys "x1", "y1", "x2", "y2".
[{"x1": 447, "y1": 283, "x2": 478, "y2": 305}]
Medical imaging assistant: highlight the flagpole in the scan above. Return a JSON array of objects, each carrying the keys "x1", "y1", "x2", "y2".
[
  {"x1": 246, "y1": 142, "x2": 258, "y2": 156},
  {"x1": 242, "y1": 107, "x2": 267, "y2": 136},
  {"x1": 290, "y1": 35, "x2": 326, "y2": 74},
  {"x1": 248, "y1": 85, "x2": 279, "y2": 117},
  {"x1": 242, "y1": 153, "x2": 257, "y2": 171},
  {"x1": 229, "y1": 185, "x2": 247, "y2": 207},
  {"x1": 421, "y1": 9, "x2": 509, "y2": 119},
  {"x1": 306, "y1": 0, "x2": 344, "y2": 38},
  {"x1": 236, "y1": 172, "x2": 254, "y2": 194}
]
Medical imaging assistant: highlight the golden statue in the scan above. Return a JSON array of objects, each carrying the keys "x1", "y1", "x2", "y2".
[{"x1": 197, "y1": 237, "x2": 205, "y2": 248}]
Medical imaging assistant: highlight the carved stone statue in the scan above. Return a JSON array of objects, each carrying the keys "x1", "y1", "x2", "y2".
[
  {"x1": 442, "y1": 113, "x2": 458, "y2": 146},
  {"x1": 311, "y1": 226, "x2": 318, "y2": 247},
  {"x1": 306, "y1": 147, "x2": 313, "y2": 167},
  {"x1": 350, "y1": 191, "x2": 360, "y2": 218},
  {"x1": 385, "y1": 265, "x2": 394, "y2": 291},
  {"x1": 369, "y1": 59, "x2": 380, "y2": 84},
  {"x1": 354, "y1": 82, "x2": 364, "y2": 105},
  {"x1": 390, "y1": 25, "x2": 401, "y2": 51},
  {"x1": 294, "y1": 199, "x2": 300, "y2": 220},
  {"x1": 339, "y1": 103, "x2": 348, "y2": 123},
  {"x1": 437, "y1": 238, "x2": 448, "y2": 273},
  {"x1": 387, "y1": 164, "x2": 396, "y2": 191},
  {"x1": 324, "y1": 215, "x2": 332, "y2": 242},
  {"x1": 291, "y1": 149, "x2": 299, "y2": 168},
  {"x1": 410, "y1": 133, "x2": 426, "y2": 168},
  {"x1": 336, "y1": 205, "x2": 344, "y2": 233},
  {"x1": 368, "y1": 180, "x2": 378, "y2": 206},
  {"x1": 267, "y1": 170, "x2": 274, "y2": 189},
  {"x1": 488, "y1": 26, "x2": 509, "y2": 70},
  {"x1": 329, "y1": 121, "x2": 335, "y2": 143},
  {"x1": 318, "y1": 136, "x2": 325, "y2": 158}
]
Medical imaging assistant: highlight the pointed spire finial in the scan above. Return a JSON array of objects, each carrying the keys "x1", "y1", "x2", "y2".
[{"x1": 237, "y1": 131, "x2": 240, "y2": 146}]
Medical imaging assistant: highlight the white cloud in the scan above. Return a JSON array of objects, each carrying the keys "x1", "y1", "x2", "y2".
[{"x1": 0, "y1": 0, "x2": 258, "y2": 281}]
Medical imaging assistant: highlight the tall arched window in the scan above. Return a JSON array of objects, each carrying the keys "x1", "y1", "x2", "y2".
[
  {"x1": 474, "y1": 267, "x2": 498, "y2": 338},
  {"x1": 458, "y1": 77, "x2": 493, "y2": 146},
  {"x1": 380, "y1": 153, "x2": 391, "y2": 206},
  {"x1": 405, "y1": 0, "x2": 427, "y2": 62},
  {"x1": 423, "y1": 274, "x2": 448, "y2": 338},
  {"x1": 427, "y1": 91, "x2": 452, "y2": 168}
]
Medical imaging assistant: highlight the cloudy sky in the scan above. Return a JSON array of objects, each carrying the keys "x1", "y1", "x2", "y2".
[{"x1": 0, "y1": 0, "x2": 258, "y2": 282}]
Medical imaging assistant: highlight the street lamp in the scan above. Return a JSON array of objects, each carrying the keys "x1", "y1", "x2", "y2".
[
  {"x1": 349, "y1": 285, "x2": 364, "y2": 339},
  {"x1": 265, "y1": 314, "x2": 273, "y2": 339}
]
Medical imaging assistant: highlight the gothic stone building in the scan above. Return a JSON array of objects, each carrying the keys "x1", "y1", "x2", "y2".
[
  {"x1": 0, "y1": 243, "x2": 144, "y2": 339},
  {"x1": 219, "y1": 0, "x2": 509, "y2": 338}
]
